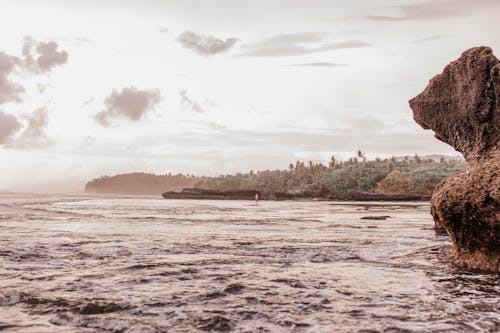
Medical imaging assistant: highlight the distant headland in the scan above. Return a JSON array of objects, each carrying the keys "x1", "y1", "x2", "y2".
[{"x1": 85, "y1": 153, "x2": 465, "y2": 201}]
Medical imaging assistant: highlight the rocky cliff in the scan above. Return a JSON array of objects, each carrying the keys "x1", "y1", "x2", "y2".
[{"x1": 409, "y1": 46, "x2": 499, "y2": 272}]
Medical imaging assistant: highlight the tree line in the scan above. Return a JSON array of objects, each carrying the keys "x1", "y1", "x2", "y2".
[{"x1": 84, "y1": 152, "x2": 466, "y2": 196}]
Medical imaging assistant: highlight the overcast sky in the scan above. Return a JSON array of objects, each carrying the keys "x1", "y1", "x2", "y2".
[{"x1": 1, "y1": 0, "x2": 499, "y2": 192}]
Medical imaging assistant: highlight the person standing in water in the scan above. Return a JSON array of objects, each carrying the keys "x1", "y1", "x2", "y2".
[{"x1": 254, "y1": 192, "x2": 260, "y2": 205}]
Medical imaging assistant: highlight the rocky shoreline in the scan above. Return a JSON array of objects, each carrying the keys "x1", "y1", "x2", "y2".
[{"x1": 162, "y1": 188, "x2": 430, "y2": 201}]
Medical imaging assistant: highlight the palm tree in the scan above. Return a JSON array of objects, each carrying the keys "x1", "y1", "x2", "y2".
[
  {"x1": 356, "y1": 150, "x2": 367, "y2": 163},
  {"x1": 328, "y1": 156, "x2": 337, "y2": 169}
]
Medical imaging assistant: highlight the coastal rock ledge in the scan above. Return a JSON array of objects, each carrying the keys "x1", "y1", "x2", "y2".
[{"x1": 409, "y1": 46, "x2": 500, "y2": 272}]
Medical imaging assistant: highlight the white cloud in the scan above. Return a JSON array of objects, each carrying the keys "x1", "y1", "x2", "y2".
[
  {"x1": 23, "y1": 37, "x2": 68, "y2": 73},
  {"x1": 366, "y1": 0, "x2": 500, "y2": 21},
  {"x1": 0, "y1": 52, "x2": 23, "y2": 104},
  {"x1": 237, "y1": 32, "x2": 370, "y2": 57},
  {"x1": 0, "y1": 111, "x2": 21, "y2": 144},
  {"x1": 94, "y1": 87, "x2": 161, "y2": 126},
  {"x1": 179, "y1": 90, "x2": 206, "y2": 113},
  {"x1": 177, "y1": 30, "x2": 237, "y2": 55},
  {"x1": 6, "y1": 107, "x2": 51, "y2": 149}
]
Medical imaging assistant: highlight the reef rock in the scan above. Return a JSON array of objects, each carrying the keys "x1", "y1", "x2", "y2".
[
  {"x1": 409, "y1": 46, "x2": 500, "y2": 272},
  {"x1": 162, "y1": 188, "x2": 260, "y2": 200}
]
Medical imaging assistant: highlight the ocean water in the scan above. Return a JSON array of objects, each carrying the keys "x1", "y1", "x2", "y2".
[{"x1": 0, "y1": 194, "x2": 498, "y2": 332}]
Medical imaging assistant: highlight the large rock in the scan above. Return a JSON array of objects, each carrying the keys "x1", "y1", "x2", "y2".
[
  {"x1": 430, "y1": 159, "x2": 499, "y2": 271},
  {"x1": 410, "y1": 47, "x2": 500, "y2": 163},
  {"x1": 409, "y1": 46, "x2": 500, "y2": 272}
]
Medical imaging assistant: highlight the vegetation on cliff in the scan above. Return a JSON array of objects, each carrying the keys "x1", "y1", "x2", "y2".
[{"x1": 85, "y1": 153, "x2": 466, "y2": 197}]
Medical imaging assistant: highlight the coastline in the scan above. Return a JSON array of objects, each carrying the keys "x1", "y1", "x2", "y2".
[{"x1": 161, "y1": 188, "x2": 431, "y2": 202}]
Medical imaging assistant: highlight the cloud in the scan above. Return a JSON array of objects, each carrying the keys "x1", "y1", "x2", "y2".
[
  {"x1": 413, "y1": 34, "x2": 452, "y2": 43},
  {"x1": 1, "y1": 37, "x2": 68, "y2": 105},
  {"x1": 0, "y1": 111, "x2": 21, "y2": 144},
  {"x1": 319, "y1": 41, "x2": 371, "y2": 51},
  {"x1": 0, "y1": 52, "x2": 23, "y2": 104},
  {"x1": 177, "y1": 30, "x2": 237, "y2": 55},
  {"x1": 94, "y1": 87, "x2": 161, "y2": 126},
  {"x1": 237, "y1": 32, "x2": 370, "y2": 57},
  {"x1": 251, "y1": 32, "x2": 330, "y2": 47},
  {"x1": 133, "y1": 126, "x2": 455, "y2": 162},
  {"x1": 179, "y1": 90, "x2": 206, "y2": 113},
  {"x1": 82, "y1": 97, "x2": 94, "y2": 106},
  {"x1": 23, "y1": 37, "x2": 68, "y2": 73},
  {"x1": 6, "y1": 107, "x2": 51, "y2": 148},
  {"x1": 36, "y1": 41, "x2": 69, "y2": 71},
  {"x1": 366, "y1": 0, "x2": 500, "y2": 21},
  {"x1": 286, "y1": 62, "x2": 347, "y2": 68},
  {"x1": 208, "y1": 122, "x2": 227, "y2": 131}
]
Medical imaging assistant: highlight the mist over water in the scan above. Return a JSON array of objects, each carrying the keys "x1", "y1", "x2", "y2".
[{"x1": 0, "y1": 194, "x2": 498, "y2": 332}]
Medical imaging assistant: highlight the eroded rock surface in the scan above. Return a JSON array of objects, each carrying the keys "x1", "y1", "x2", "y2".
[
  {"x1": 409, "y1": 46, "x2": 500, "y2": 272},
  {"x1": 410, "y1": 46, "x2": 500, "y2": 163}
]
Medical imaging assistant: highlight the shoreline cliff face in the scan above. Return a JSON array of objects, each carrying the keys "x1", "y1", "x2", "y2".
[{"x1": 409, "y1": 46, "x2": 500, "y2": 272}]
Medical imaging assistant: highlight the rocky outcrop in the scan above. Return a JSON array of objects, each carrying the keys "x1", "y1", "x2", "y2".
[
  {"x1": 409, "y1": 46, "x2": 500, "y2": 272},
  {"x1": 410, "y1": 47, "x2": 500, "y2": 162},
  {"x1": 161, "y1": 188, "x2": 430, "y2": 201},
  {"x1": 162, "y1": 188, "x2": 260, "y2": 200},
  {"x1": 430, "y1": 158, "x2": 499, "y2": 271}
]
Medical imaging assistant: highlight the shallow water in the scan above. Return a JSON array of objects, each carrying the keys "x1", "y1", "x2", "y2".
[{"x1": 0, "y1": 194, "x2": 498, "y2": 332}]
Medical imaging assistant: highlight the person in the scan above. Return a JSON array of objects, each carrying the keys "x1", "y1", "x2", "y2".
[{"x1": 254, "y1": 192, "x2": 260, "y2": 205}]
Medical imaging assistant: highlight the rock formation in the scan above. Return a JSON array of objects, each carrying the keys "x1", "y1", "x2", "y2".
[
  {"x1": 162, "y1": 188, "x2": 261, "y2": 200},
  {"x1": 409, "y1": 46, "x2": 499, "y2": 272},
  {"x1": 161, "y1": 188, "x2": 430, "y2": 201}
]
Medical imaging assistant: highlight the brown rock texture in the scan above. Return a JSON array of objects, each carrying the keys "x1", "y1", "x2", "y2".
[
  {"x1": 431, "y1": 158, "x2": 500, "y2": 271},
  {"x1": 409, "y1": 46, "x2": 500, "y2": 272},
  {"x1": 410, "y1": 47, "x2": 500, "y2": 163},
  {"x1": 162, "y1": 188, "x2": 261, "y2": 200}
]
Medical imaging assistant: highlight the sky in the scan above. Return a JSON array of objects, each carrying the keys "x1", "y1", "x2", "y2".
[{"x1": 0, "y1": 0, "x2": 499, "y2": 193}]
